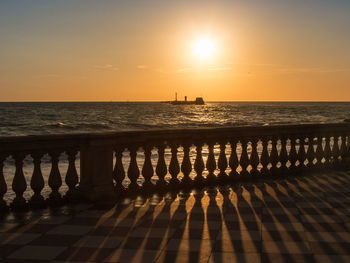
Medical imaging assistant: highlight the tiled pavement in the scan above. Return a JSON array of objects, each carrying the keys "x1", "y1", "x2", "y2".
[{"x1": 1, "y1": 171, "x2": 350, "y2": 262}]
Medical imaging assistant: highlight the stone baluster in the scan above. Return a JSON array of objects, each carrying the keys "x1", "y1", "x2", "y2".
[
  {"x1": 193, "y1": 143, "x2": 205, "y2": 187},
  {"x1": 142, "y1": 145, "x2": 154, "y2": 195},
  {"x1": 127, "y1": 146, "x2": 140, "y2": 195},
  {"x1": 113, "y1": 148, "x2": 126, "y2": 194},
  {"x1": 297, "y1": 136, "x2": 306, "y2": 170},
  {"x1": 331, "y1": 135, "x2": 340, "y2": 167},
  {"x1": 64, "y1": 150, "x2": 79, "y2": 202},
  {"x1": 239, "y1": 139, "x2": 250, "y2": 178},
  {"x1": 11, "y1": 153, "x2": 27, "y2": 210},
  {"x1": 315, "y1": 135, "x2": 324, "y2": 169},
  {"x1": 217, "y1": 141, "x2": 228, "y2": 183},
  {"x1": 340, "y1": 135, "x2": 349, "y2": 166},
  {"x1": 229, "y1": 139, "x2": 239, "y2": 179},
  {"x1": 155, "y1": 144, "x2": 167, "y2": 192},
  {"x1": 324, "y1": 135, "x2": 332, "y2": 167},
  {"x1": 279, "y1": 137, "x2": 289, "y2": 175},
  {"x1": 168, "y1": 144, "x2": 180, "y2": 190},
  {"x1": 260, "y1": 138, "x2": 270, "y2": 176},
  {"x1": 0, "y1": 155, "x2": 8, "y2": 211},
  {"x1": 306, "y1": 136, "x2": 315, "y2": 169},
  {"x1": 30, "y1": 152, "x2": 45, "y2": 207},
  {"x1": 250, "y1": 138, "x2": 260, "y2": 178},
  {"x1": 269, "y1": 138, "x2": 279, "y2": 176},
  {"x1": 289, "y1": 136, "x2": 297, "y2": 172},
  {"x1": 206, "y1": 142, "x2": 217, "y2": 185},
  {"x1": 180, "y1": 143, "x2": 192, "y2": 188},
  {"x1": 48, "y1": 151, "x2": 63, "y2": 205}
]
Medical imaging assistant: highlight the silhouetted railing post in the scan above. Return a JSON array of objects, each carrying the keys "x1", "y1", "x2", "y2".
[
  {"x1": 64, "y1": 150, "x2": 79, "y2": 202},
  {"x1": 269, "y1": 138, "x2": 279, "y2": 176},
  {"x1": 155, "y1": 144, "x2": 167, "y2": 192},
  {"x1": 324, "y1": 136, "x2": 332, "y2": 168},
  {"x1": 11, "y1": 153, "x2": 27, "y2": 210},
  {"x1": 169, "y1": 144, "x2": 180, "y2": 190},
  {"x1": 315, "y1": 135, "x2": 324, "y2": 169},
  {"x1": 260, "y1": 138, "x2": 269, "y2": 176},
  {"x1": 250, "y1": 138, "x2": 260, "y2": 178},
  {"x1": 306, "y1": 136, "x2": 315, "y2": 169},
  {"x1": 181, "y1": 143, "x2": 192, "y2": 188},
  {"x1": 279, "y1": 137, "x2": 289, "y2": 175},
  {"x1": 297, "y1": 137, "x2": 306, "y2": 170},
  {"x1": 229, "y1": 139, "x2": 239, "y2": 179},
  {"x1": 1, "y1": 122, "x2": 350, "y2": 211},
  {"x1": 113, "y1": 147, "x2": 126, "y2": 195},
  {"x1": 0, "y1": 155, "x2": 8, "y2": 211},
  {"x1": 30, "y1": 152, "x2": 45, "y2": 208},
  {"x1": 332, "y1": 135, "x2": 341, "y2": 167},
  {"x1": 193, "y1": 143, "x2": 204, "y2": 187},
  {"x1": 80, "y1": 140, "x2": 116, "y2": 203},
  {"x1": 127, "y1": 146, "x2": 140, "y2": 195},
  {"x1": 218, "y1": 141, "x2": 228, "y2": 183},
  {"x1": 142, "y1": 145, "x2": 154, "y2": 195},
  {"x1": 239, "y1": 139, "x2": 250, "y2": 178},
  {"x1": 48, "y1": 151, "x2": 63, "y2": 205},
  {"x1": 206, "y1": 142, "x2": 216, "y2": 185}
]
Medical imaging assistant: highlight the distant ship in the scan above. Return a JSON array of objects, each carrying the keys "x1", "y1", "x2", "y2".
[{"x1": 169, "y1": 93, "x2": 205, "y2": 105}]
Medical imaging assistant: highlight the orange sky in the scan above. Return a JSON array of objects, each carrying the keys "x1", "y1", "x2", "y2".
[{"x1": 1, "y1": 0, "x2": 349, "y2": 101}]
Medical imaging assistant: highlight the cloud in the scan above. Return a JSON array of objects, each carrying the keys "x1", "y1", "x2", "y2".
[
  {"x1": 32, "y1": 74, "x2": 61, "y2": 79},
  {"x1": 94, "y1": 64, "x2": 119, "y2": 71},
  {"x1": 277, "y1": 67, "x2": 350, "y2": 74},
  {"x1": 137, "y1": 65, "x2": 149, "y2": 69},
  {"x1": 207, "y1": 67, "x2": 232, "y2": 71}
]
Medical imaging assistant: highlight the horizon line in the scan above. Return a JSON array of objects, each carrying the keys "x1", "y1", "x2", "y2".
[{"x1": 1, "y1": 100, "x2": 350, "y2": 103}]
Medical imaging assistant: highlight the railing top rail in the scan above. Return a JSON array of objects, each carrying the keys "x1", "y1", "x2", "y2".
[{"x1": 0, "y1": 122, "x2": 350, "y2": 153}]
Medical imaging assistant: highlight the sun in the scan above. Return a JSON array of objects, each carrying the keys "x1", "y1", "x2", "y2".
[{"x1": 193, "y1": 37, "x2": 216, "y2": 61}]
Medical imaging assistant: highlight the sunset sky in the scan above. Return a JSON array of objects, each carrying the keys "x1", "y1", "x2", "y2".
[{"x1": 1, "y1": 0, "x2": 349, "y2": 101}]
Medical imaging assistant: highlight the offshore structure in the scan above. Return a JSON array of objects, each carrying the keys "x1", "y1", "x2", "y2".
[{"x1": 169, "y1": 92, "x2": 205, "y2": 105}]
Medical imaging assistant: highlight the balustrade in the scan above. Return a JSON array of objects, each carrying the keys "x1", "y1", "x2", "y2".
[{"x1": 0, "y1": 123, "x2": 349, "y2": 211}]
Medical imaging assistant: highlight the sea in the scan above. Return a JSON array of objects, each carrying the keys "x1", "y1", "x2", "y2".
[
  {"x1": 1, "y1": 101, "x2": 349, "y2": 202},
  {"x1": 1, "y1": 102, "x2": 349, "y2": 136}
]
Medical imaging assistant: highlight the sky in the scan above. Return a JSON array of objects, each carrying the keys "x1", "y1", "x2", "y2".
[{"x1": 0, "y1": 0, "x2": 350, "y2": 101}]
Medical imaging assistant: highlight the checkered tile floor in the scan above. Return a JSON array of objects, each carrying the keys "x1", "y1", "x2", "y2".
[{"x1": 1, "y1": 171, "x2": 350, "y2": 262}]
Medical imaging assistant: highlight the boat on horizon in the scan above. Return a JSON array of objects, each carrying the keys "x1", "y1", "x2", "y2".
[{"x1": 168, "y1": 93, "x2": 205, "y2": 105}]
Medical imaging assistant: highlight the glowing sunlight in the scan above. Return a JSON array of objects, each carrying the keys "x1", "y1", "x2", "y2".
[{"x1": 193, "y1": 37, "x2": 216, "y2": 61}]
